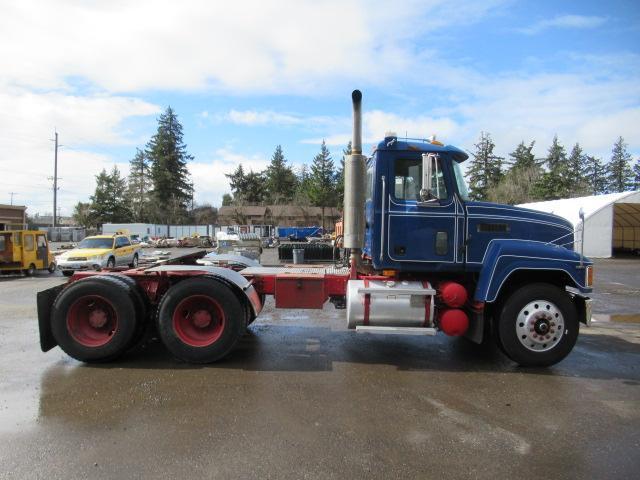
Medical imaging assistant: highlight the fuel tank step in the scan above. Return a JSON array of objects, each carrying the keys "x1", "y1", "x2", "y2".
[{"x1": 355, "y1": 326, "x2": 437, "y2": 335}]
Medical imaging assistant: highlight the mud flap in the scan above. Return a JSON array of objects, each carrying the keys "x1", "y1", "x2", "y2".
[
  {"x1": 571, "y1": 293, "x2": 592, "y2": 327},
  {"x1": 463, "y1": 311, "x2": 485, "y2": 344},
  {"x1": 37, "y1": 284, "x2": 64, "y2": 351}
]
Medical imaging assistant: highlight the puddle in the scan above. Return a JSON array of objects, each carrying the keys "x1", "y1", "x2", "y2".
[{"x1": 592, "y1": 314, "x2": 640, "y2": 324}]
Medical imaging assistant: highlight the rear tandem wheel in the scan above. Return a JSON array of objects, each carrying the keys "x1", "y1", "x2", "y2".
[
  {"x1": 156, "y1": 276, "x2": 245, "y2": 363},
  {"x1": 50, "y1": 276, "x2": 140, "y2": 362}
]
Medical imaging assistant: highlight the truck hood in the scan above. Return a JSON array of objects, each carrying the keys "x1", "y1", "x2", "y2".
[
  {"x1": 465, "y1": 200, "x2": 575, "y2": 248},
  {"x1": 466, "y1": 200, "x2": 574, "y2": 230}
]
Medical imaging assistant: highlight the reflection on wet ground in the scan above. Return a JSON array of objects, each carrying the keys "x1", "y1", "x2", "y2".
[
  {"x1": 593, "y1": 313, "x2": 640, "y2": 323},
  {"x1": 0, "y1": 321, "x2": 635, "y2": 479}
]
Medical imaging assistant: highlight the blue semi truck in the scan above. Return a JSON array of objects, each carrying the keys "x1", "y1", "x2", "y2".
[{"x1": 37, "y1": 90, "x2": 593, "y2": 367}]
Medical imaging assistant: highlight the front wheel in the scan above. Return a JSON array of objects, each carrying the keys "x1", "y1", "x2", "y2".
[
  {"x1": 48, "y1": 262, "x2": 56, "y2": 273},
  {"x1": 128, "y1": 254, "x2": 138, "y2": 268},
  {"x1": 497, "y1": 283, "x2": 578, "y2": 367},
  {"x1": 106, "y1": 257, "x2": 115, "y2": 269}
]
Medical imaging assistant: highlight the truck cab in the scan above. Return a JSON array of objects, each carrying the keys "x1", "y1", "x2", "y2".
[{"x1": 363, "y1": 135, "x2": 592, "y2": 301}]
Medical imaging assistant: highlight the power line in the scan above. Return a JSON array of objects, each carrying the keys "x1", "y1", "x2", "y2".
[{"x1": 9, "y1": 192, "x2": 17, "y2": 205}]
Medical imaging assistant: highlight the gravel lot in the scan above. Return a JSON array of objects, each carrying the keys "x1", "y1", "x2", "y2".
[{"x1": 0, "y1": 250, "x2": 638, "y2": 479}]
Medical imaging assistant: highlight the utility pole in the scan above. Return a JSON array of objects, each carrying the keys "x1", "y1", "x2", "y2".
[
  {"x1": 9, "y1": 192, "x2": 17, "y2": 205},
  {"x1": 53, "y1": 131, "x2": 58, "y2": 227}
]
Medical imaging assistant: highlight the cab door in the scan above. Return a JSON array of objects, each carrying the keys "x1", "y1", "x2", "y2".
[
  {"x1": 114, "y1": 237, "x2": 127, "y2": 265},
  {"x1": 385, "y1": 154, "x2": 463, "y2": 268},
  {"x1": 22, "y1": 233, "x2": 37, "y2": 268},
  {"x1": 35, "y1": 233, "x2": 48, "y2": 269}
]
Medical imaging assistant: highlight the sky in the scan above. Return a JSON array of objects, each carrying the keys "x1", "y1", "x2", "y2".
[{"x1": 0, "y1": 0, "x2": 639, "y2": 216}]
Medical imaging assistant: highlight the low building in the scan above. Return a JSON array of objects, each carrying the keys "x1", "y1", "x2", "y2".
[
  {"x1": 218, "y1": 205, "x2": 341, "y2": 228},
  {"x1": 519, "y1": 190, "x2": 640, "y2": 258},
  {"x1": 0, "y1": 204, "x2": 26, "y2": 230},
  {"x1": 29, "y1": 214, "x2": 75, "y2": 228}
]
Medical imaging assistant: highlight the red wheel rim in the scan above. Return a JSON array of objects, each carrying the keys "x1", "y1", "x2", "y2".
[
  {"x1": 66, "y1": 295, "x2": 118, "y2": 347},
  {"x1": 172, "y1": 295, "x2": 226, "y2": 347}
]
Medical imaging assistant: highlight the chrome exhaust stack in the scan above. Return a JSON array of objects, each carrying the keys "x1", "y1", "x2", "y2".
[{"x1": 344, "y1": 90, "x2": 367, "y2": 270}]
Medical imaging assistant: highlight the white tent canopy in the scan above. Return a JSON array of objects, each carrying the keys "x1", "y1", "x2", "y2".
[{"x1": 518, "y1": 191, "x2": 640, "y2": 258}]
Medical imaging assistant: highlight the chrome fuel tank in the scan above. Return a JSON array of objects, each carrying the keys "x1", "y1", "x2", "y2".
[{"x1": 346, "y1": 279, "x2": 435, "y2": 329}]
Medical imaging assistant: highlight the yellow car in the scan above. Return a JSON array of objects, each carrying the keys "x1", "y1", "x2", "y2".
[{"x1": 57, "y1": 234, "x2": 141, "y2": 276}]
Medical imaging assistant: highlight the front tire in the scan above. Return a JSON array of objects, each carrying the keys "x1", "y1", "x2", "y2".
[
  {"x1": 106, "y1": 257, "x2": 115, "y2": 269},
  {"x1": 497, "y1": 283, "x2": 578, "y2": 367},
  {"x1": 157, "y1": 277, "x2": 245, "y2": 363},
  {"x1": 128, "y1": 254, "x2": 138, "y2": 268},
  {"x1": 48, "y1": 262, "x2": 56, "y2": 273}
]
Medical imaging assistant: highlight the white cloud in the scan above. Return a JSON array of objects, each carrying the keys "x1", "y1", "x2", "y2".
[
  {"x1": 227, "y1": 110, "x2": 302, "y2": 126},
  {"x1": 189, "y1": 148, "x2": 270, "y2": 206},
  {"x1": 302, "y1": 57, "x2": 640, "y2": 162},
  {"x1": 518, "y1": 15, "x2": 606, "y2": 35},
  {"x1": 0, "y1": 88, "x2": 160, "y2": 215},
  {"x1": 0, "y1": 0, "x2": 508, "y2": 95},
  {"x1": 301, "y1": 110, "x2": 459, "y2": 146}
]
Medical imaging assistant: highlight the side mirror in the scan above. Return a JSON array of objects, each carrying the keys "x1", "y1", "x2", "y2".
[{"x1": 419, "y1": 153, "x2": 438, "y2": 202}]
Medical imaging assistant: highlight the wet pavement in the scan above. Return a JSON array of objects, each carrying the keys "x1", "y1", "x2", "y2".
[{"x1": 0, "y1": 254, "x2": 639, "y2": 479}]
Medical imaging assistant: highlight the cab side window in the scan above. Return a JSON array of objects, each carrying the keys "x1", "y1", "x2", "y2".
[
  {"x1": 115, "y1": 237, "x2": 130, "y2": 248},
  {"x1": 24, "y1": 234, "x2": 34, "y2": 251},
  {"x1": 37, "y1": 235, "x2": 47, "y2": 248},
  {"x1": 394, "y1": 158, "x2": 448, "y2": 200}
]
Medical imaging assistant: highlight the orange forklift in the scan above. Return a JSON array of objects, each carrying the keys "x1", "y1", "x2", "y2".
[{"x1": 0, "y1": 230, "x2": 56, "y2": 276}]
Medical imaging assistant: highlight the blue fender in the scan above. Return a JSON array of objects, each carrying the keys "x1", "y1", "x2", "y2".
[{"x1": 474, "y1": 239, "x2": 592, "y2": 303}]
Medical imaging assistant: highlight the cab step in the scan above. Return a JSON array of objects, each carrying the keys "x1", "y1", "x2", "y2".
[{"x1": 355, "y1": 326, "x2": 437, "y2": 335}]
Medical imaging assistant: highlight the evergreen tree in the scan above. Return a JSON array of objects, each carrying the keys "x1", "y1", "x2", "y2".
[
  {"x1": 532, "y1": 135, "x2": 569, "y2": 200},
  {"x1": 335, "y1": 141, "x2": 351, "y2": 209},
  {"x1": 243, "y1": 170, "x2": 266, "y2": 204},
  {"x1": 264, "y1": 145, "x2": 297, "y2": 203},
  {"x1": 146, "y1": 106, "x2": 193, "y2": 225},
  {"x1": 606, "y1": 136, "x2": 634, "y2": 193},
  {"x1": 127, "y1": 148, "x2": 152, "y2": 222},
  {"x1": 508, "y1": 140, "x2": 537, "y2": 170},
  {"x1": 225, "y1": 164, "x2": 247, "y2": 201},
  {"x1": 221, "y1": 193, "x2": 233, "y2": 206},
  {"x1": 489, "y1": 141, "x2": 541, "y2": 204},
  {"x1": 633, "y1": 159, "x2": 640, "y2": 190},
  {"x1": 307, "y1": 140, "x2": 336, "y2": 229},
  {"x1": 466, "y1": 132, "x2": 504, "y2": 200},
  {"x1": 566, "y1": 143, "x2": 589, "y2": 197},
  {"x1": 584, "y1": 155, "x2": 608, "y2": 195},
  {"x1": 89, "y1": 166, "x2": 131, "y2": 227},
  {"x1": 72, "y1": 201, "x2": 93, "y2": 228},
  {"x1": 294, "y1": 164, "x2": 312, "y2": 205}
]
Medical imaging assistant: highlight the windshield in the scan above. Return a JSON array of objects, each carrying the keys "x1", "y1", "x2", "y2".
[
  {"x1": 452, "y1": 162, "x2": 470, "y2": 201},
  {"x1": 77, "y1": 237, "x2": 114, "y2": 249}
]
